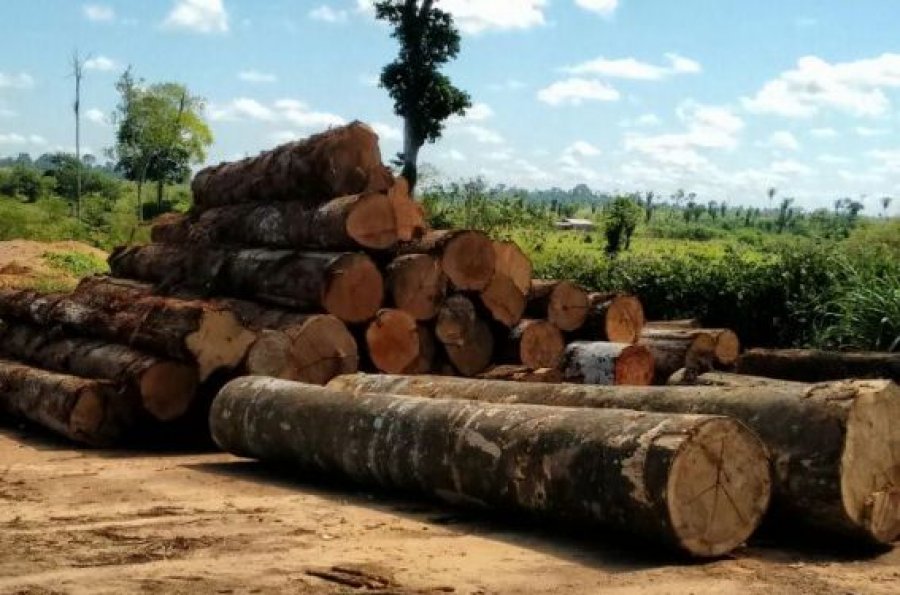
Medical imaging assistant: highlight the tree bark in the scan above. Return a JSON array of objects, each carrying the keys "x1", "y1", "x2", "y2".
[
  {"x1": 329, "y1": 374, "x2": 900, "y2": 545},
  {"x1": 736, "y1": 349, "x2": 900, "y2": 383},
  {"x1": 502, "y1": 319, "x2": 565, "y2": 369},
  {"x1": 644, "y1": 327, "x2": 740, "y2": 367},
  {"x1": 477, "y1": 365, "x2": 563, "y2": 383},
  {"x1": 108, "y1": 244, "x2": 384, "y2": 323},
  {"x1": 150, "y1": 212, "x2": 191, "y2": 244},
  {"x1": 396, "y1": 230, "x2": 495, "y2": 291},
  {"x1": 0, "y1": 287, "x2": 256, "y2": 382},
  {"x1": 646, "y1": 319, "x2": 701, "y2": 330},
  {"x1": 526, "y1": 280, "x2": 589, "y2": 332},
  {"x1": 561, "y1": 341, "x2": 654, "y2": 386},
  {"x1": 214, "y1": 377, "x2": 770, "y2": 558},
  {"x1": 0, "y1": 359, "x2": 136, "y2": 446},
  {"x1": 640, "y1": 333, "x2": 716, "y2": 384},
  {"x1": 386, "y1": 254, "x2": 446, "y2": 321},
  {"x1": 0, "y1": 321, "x2": 198, "y2": 422},
  {"x1": 365, "y1": 309, "x2": 434, "y2": 374},
  {"x1": 191, "y1": 121, "x2": 394, "y2": 211},
  {"x1": 440, "y1": 316, "x2": 494, "y2": 378},
  {"x1": 577, "y1": 293, "x2": 645, "y2": 344},
  {"x1": 667, "y1": 369, "x2": 807, "y2": 389}
]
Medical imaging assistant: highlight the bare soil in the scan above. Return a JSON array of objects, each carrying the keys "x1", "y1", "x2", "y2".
[
  {"x1": 1, "y1": 425, "x2": 897, "y2": 594},
  {"x1": 0, "y1": 240, "x2": 106, "y2": 291}
]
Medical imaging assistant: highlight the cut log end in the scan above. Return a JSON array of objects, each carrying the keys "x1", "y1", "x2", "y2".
[
  {"x1": 492, "y1": 241, "x2": 532, "y2": 296},
  {"x1": 615, "y1": 345, "x2": 656, "y2": 386},
  {"x1": 444, "y1": 319, "x2": 494, "y2": 377},
  {"x1": 345, "y1": 192, "x2": 400, "y2": 250},
  {"x1": 713, "y1": 330, "x2": 741, "y2": 366},
  {"x1": 604, "y1": 295, "x2": 646, "y2": 344},
  {"x1": 186, "y1": 309, "x2": 258, "y2": 381},
  {"x1": 480, "y1": 273, "x2": 526, "y2": 327},
  {"x1": 546, "y1": 281, "x2": 590, "y2": 332},
  {"x1": 666, "y1": 417, "x2": 771, "y2": 557},
  {"x1": 517, "y1": 320, "x2": 565, "y2": 369},
  {"x1": 323, "y1": 254, "x2": 384, "y2": 323},
  {"x1": 389, "y1": 177, "x2": 427, "y2": 242},
  {"x1": 840, "y1": 380, "x2": 900, "y2": 544},
  {"x1": 442, "y1": 231, "x2": 496, "y2": 291},
  {"x1": 366, "y1": 309, "x2": 431, "y2": 374},
  {"x1": 138, "y1": 362, "x2": 199, "y2": 422},
  {"x1": 68, "y1": 386, "x2": 107, "y2": 441},
  {"x1": 387, "y1": 254, "x2": 447, "y2": 321}
]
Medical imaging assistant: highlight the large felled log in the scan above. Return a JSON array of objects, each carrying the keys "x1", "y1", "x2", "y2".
[
  {"x1": 0, "y1": 322, "x2": 198, "y2": 422},
  {"x1": 492, "y1": 241, "x2": 532, "y2": 296},
  {"x1": 737, "y1": 348, "x2": 900, "y2": 383},
  {"x1": 479, "y1": 241, "x2": 531, "y2": 327},
  {"x1": 365, "y1": 309, "x2": 434, "y2": 374},
  {"x1": 150, "y1": 212, "x2": 190, "y2": 244},
  {"x1": 646, "y1": 319, "x2": 701, "y2": 330},
  {"x1": 108, "y1": 244, "x2": 383, "y2": 323},
  {"x1": 477, "y1": 365, "x2": 563, "y2": 383},
  {"x1": 668, "y1": 369, "x2": 807, "y2": 389},
  {"x1": 526, "y1": 280, "x2": 589, "y2": 332},
  {"x1": 640, "y1": 332, "x2": 716, "y2": 384},
  {"x1": 503, "y1": 319, "x2": 565, "y2": 369},
  {"x1": 213, "y1": 377, "x2": 771, "y2": 558},
  {"x1": 330, "y1": 374, "x2": 900, "y2": 545},
  {"x1": 0, "y1": 359, "x2": 136, "y2": 446},
  {"x1": 386, "y1": 254, "x2": 446, "y2": 321},
  {"x1": 388, "y1": 177, "x2": 427, "y2": 241},
  {"x1": 644, "y1": 327, "x2": 740, "y2": 367},
  {"x1": 191, "y1": 121, "x2": 393, "y2": 211},
  {"x1": 73, "y1": 277, "x2": 359, "y2": 385},
  {"x1": 561, "y1": 341, "x2": 654, "y2": 386},
  {"x1": 0, "y1": 287, "x2": 256, "y2": 381},
  {"x1": 397, "y1": 230, "x2": 495, "y2": 291},
  {"x1": 578, "y1": 293, "x2": 645, "y2": 344},
  {"x1": 433, "y1": 295, "x2": 493, "y2": 376}
]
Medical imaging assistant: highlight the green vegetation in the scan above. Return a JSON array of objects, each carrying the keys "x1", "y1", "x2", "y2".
[{"x1": 43, "y1": 250, "x2": 108, "y2": 278}]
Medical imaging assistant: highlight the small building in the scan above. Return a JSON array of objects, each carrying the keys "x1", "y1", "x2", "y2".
[{"x1": 555, "y1": 218, "x2": 597, "y2": 232}]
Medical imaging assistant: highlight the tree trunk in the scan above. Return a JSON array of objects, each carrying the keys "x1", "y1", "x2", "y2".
[
  {"x1": 640, "y1": 333, "x2": 716, "y2": 384},
  {"x1": 477, "y1": 365, "x2": 563, "y2": 383},
  {"x1": 156, "y1": 179, "x2": 164, "y2": 211},
  {"x1": 0, "y1": 322, "x2": 198, "y2": 422},
  {"x1": 213, "y1": 377, "x2": 770, "y2": 558},
  {"x1": 561, "y1": 341, "x2": 654, "y2": 386},
  {"x1": 502, "y1": 319, "x2": 565, "y2": 369},
  {"x1": 191, "y1": 121, "x2": 394, "y2": 211},
  {"x1": 526, "y1": 280, "x2": 589, "y2": 332},
  {"x1": 329, "y1": 374, "x2": 900, "y2": 545},
  {"x1": 386, "y1": 254, "x2": 447, "y2": 321},
  {"x1": 643, "y1": 327, "x2": 740, "y2": 367},
  {"x1": 396, "y1": 230, "x2": 495, "y2": 291},
  {"x1": 150, "y1": 212, "x2": 191, "y2": 244},
  {"x1": 108, "y1": 244, "x2": 384, "y2": 323},
  {"x1": 401, "y1": 120, "x2": 420, "y2": 193},
  {"x1": 577, "y1": 293, "x2": 646, "y2": 344},
  {"x1": 736, "y1": 349, "x2": 900, "y2": 383},
  {"x1": 365, "y1": 309, "x2": 434, "y2": 374},
  {"x1": 0, "y1": 359, "x2": 136, "y2": 446},
  {"x1": 0, "y1": 287, "x2": 256, "y2": 382},
  {"x1": 667, "y1": 369, "x2": 807, "y2": 389}
]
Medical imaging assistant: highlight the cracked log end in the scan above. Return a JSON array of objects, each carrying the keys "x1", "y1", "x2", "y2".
[
  {"x1": 666, "y1": 417, "x2": 771, "y2": 557},
  {"x1": 480, "y1": 273, "x2": 526, "y2": 327},
  {"x1": 840, "y1": 380, "x2": 900, "y2": 544},
  {"x1": 186, "y1": 309, "x2": 257, "y2": 381},
  {"x1": 322, "y1": 254, "x2": 384, "y2": 323},
  {"x1": 546, "y1": 281, "x2": 590, "y2": 332},
  {"x1": 138, "y1": 362, "x2": 199, "y2": 422},
  {"x1": 366, "y1": 309, "x2": 433, "y2": 374},
  {"x1": 345, "y1": 192, "x2": 400, "y2": 250},
  {"x1": 604, "y1": 295, "x2": 646, "y2": 344}
]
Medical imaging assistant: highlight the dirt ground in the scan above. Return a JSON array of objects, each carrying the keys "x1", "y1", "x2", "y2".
[
  {"x1": 0, "y1": 240, "x2": 106, "y2": 291},
  {"x1": 1, "y1": 425, "x2": 898, "y2": 595}
]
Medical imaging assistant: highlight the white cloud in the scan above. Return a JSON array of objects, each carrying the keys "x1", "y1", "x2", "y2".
[
  {"x1": 84, "y1": 55, "x2": 117, "y2": 72},
  {"x1": 464, "y1": 125, "x2": 504, "y2": 144},
  {"x1": 464, "y1": 102, "x2": 494, "y2": 121},
  {"x1": 85, "y1": 108, "x2": 108, "y2": 125},
  {"x1": 856, "y1": 126, "x2": 889, "y2": 137},
  {"x1": 0, "y1": 133, "x2": 46, "y2": 145},
  {"x1": 268, "y1": 130, "x2": 299, "y2": 144},
  {"x1": 359, "y1": 73, "x2": 380, "y2": 87},
  {"x1": 309, "y1": 5, "x2": 348, "y2": 23},
  {"x1": 575, "y1": 0, "x2": 619, "y2": 17},
  {"x1": 210, "y1": 98, "x2": 276, "y2": 121},
  {"x1": 485, "y1": 149, "x2": 512, "y2": 161},
  {"x1": 163, "y1": 0, "x2": 228, "y2": 34},
  {"x1": 238, "y1": 70, "x2": 277, "y2": 83},
  {"x1": 766, "y1": 131, "x2": 800, "y2": 151},
  {"x1": 446, "y1": 149, "x2": 467, "y2": 162},
  {"x1": 565, "y1": 140, "x2": 602, "y2": 158},
  {"x1": 371, "y1": 121, "x2": 401, "y2": 141},
  {"x1": 280, "y1": 104, "x2": 345, "y2": 129},
  {"x1": 211, "y1": 97, "x2": 346, "y2": 130},
  {"x1": 565, "y1": 53, "x2": 701, "y2": 80},
  {"x1": 83, "y1": 4, "x2": 114, "y2": 22},
  {"x1": 818, "y1": 154, "x2": 851, "y2": 165},
  {"x1": 868, "y1": 149, "x2": 900, "y2": 172},
  {"x1": 810, "y1": 127, "x2": 838, "y2": 138},
  {"x1": 488, "y1": 78, "x2": 526, "y2": 92},
  {"x1": 0, "y1": 72, "x2": 35, "y2": 90},
  {"x1": 0, "y1": 106, "x2": 15, "y2": 118},
  {"x1": 537, "y1": 78, "x2": 620, "y2": 106},
  {"x1": 770, "y1": 160, "x2": 813, "y2": 176},
  {"x1": 742, "y1": 53, "x2": 900, "y2": 118},
  {"x1": 356, "y1": 0, "x2": 547, "y2": 34}
]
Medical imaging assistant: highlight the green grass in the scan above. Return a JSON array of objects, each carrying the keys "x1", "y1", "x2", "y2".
[{"x1": 43, "y1": 250, "x2": 109, "y2": 277}]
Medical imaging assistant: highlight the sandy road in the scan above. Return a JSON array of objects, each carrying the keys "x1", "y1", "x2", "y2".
[{"x1": 1, "y1": 424, "x2": 898, "y2": 595}]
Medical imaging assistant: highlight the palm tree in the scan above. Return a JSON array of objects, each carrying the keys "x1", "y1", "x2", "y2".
[{"x1": 881, "y1": 196, "x2": 893, "y2": 218}]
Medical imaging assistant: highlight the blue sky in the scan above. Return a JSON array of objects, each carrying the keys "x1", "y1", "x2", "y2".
[{"x1": 1, "y1": 0, "x2": 900, "y2": 213}]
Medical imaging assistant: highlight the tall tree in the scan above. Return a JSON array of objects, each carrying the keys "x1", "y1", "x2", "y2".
[
  {"x1": 375, "y1": 0, "x2": 471, "y2": 191},
  {"x1": 70, "y1": 50, "x2": 87, "y2": 219}
]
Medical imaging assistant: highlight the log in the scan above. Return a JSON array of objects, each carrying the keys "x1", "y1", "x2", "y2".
[
  {"x1": 479, "y1": 272, "x2": 526, "y2": 327},
  {"x1": 108, "y1": 244, "x2": 384, "y2": 323},
  {"x1": 579, "y1": 293, "x2": 645, "y2": 344},
  {"x1": 492, "y1": 240, "x2": 532, "y2": 296},
  {"x1": 503, "y1": 319, "x2": 565, "y2": 369},
  {"x1": 0, "y1": 322, "x2": 198, "y2": 422},
  {"x1": 73, "y1": 277, "x2": 359, "y2": 385},
  {"x1": 388, "y1": 177, "x2": 427, "y2": 241},
  {"x1": 667, "y1": 369, "x2": 807, "y2": 389},
  {"x1": 213, "y1": 377, "x2": 770, "y2": 557},
  {"x1": 397, "y1": 230, "x2": 495, "y2": 291},
  {"x1": 434, "y1": 294, "x2": 477, "y2": 346},
  {"x1": 441, "y1": 318, "x2": 494, "y2": 377},
  {"x1": 640, "y1": 333, "x2": 716, "y2": 384},
  {"x1": 150, "y1": 212, "x2": 190, "y2": 244},
  {"x1": 386, "y1": 254, "x2": 447, "y2": 321},
  {"x1": 561, "y1": 341, "x2": 654, "y2": 386},
  {"x1": 644, "y1": 327, "x2": 740, "y2": 367},
  {"x1": 365, "y1": 309, "x2": 434, "y2": 374},
  {"x1": 0, "y1": 359, "x2": 135, "y2": 446},
  {"x1": 478, "y1": 365, "x2": 563, "y2": 383},
  {"x1": 191, "y1": 121, "x2": 394, "y2": 211},
  {"x1": 329, "y1": 374, "x2": 900, "y2": 544},
  {"x1": 646, "y1": 319, "x2": 701, "y2": 330},
  {"x1": 0, "y1": 287, "x2": 256, "y2": 382},
  {"x1": 736, "y1": 349, "x2": 900, "y2": 383},
  {"x1": 527, "y1": 280, "x2": 589, "y2": 332}
]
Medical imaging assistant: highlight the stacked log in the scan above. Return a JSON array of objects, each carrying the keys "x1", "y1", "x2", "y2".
[
  {"x1": 736, "y1": 348, "x2": 900, "y2": 383},
  {"x1": 211, "y1": 377, "x2": 771, "y2": 558},
  {"x1": 330, "y1": 373, "x2": 900, "y2": 545}
]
